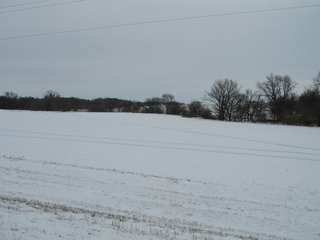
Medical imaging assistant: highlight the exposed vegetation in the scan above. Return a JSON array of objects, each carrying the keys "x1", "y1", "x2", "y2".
[{"x1": 1, "y1": 71, "x2": 319, "y2": 126}]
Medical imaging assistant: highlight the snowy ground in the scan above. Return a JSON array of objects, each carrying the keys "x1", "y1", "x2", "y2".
[{"x1": 0, "y1": 110, "x2": 319, "y2": 240}]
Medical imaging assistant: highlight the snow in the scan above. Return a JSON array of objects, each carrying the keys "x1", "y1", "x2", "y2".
[{"x1": 0, "y1": 110, "x2": 319, "y2": 240}]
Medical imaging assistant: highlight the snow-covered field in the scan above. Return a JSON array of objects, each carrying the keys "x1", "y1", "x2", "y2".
[{"x1": 0, "y1": 110, "x2": 319, "y2": 240}]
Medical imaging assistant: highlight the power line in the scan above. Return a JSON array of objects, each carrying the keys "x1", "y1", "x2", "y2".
[
  {"x1": 0, "y1": 0, "x2": 56, "y2": 9},
  {"x1": 1, "y1": 4, "x2": 319, "y2": 41},
  {"x1": 0, "y1": 0, "x2": 86, "y2": 14}
]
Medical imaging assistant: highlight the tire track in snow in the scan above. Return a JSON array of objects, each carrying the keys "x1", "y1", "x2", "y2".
[
  {"x1": 1, "y1": 128, "x2": 319, "y2": 157},
  {"x1": 2, "y1": 157, "x2": 317, "y2": 222},
  {"x1": 2, "y1": 156, "x2": 318, "y2": 213},
  {"x1": 77, "y1": 115, "x2": 320, "y2": 152},
  {"x1": 0, "y1": 194, "x2": 298, "y2": 240},
  {"x1": 1, "y1": 132, "x2": 319, "y2": 162},
  {"x1": 1, "y1": 156, "x2": 318, "y2": 239}
]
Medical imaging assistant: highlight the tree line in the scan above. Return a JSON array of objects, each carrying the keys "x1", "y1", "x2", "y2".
[
  {"x1": 0, "y1": 90, "x2": 211, "y2": 118},
  {"x1": 204, "y1": 72, "x2": 320, "y2": 126},
  {"x1": 1, "y1": 72, "x2": 319, "y2": 126},
  {"x1": 0, "y1": 90, "x2": 136, "y2": 113}
]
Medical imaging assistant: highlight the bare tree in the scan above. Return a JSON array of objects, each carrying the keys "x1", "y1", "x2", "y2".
[
  {"x1": 257, "y1": 74, "x2": 297, "y2": 122},
  {"x1": 143, "y1": 97, "x2": 163, "y2": 113},
  {"x1": 161, "y1": 93, "x2": 175, "y2": 114},
  {"x1": 188, "y1": 101, "x2": 203, "y2": 117},
  {"x1": 312, "y1": 71, "x2": 320, "y2": 93},
  {"x1": 5, "y1": 91, "x2": 19, "y2": 99},
  {"x1": 188, "y1": 101, "x2": 212, "y2": 119},
  {"x1": 43, "y1": 90, "x2": 61, "y2": 111},
  {"x1": 162, "y1": 93, "x2": 175, "y2": 104},
  {"x1": 298, "y1": 71, "x2": 320, "y2": 126},
  {"x1": 236, "y1": 89, "x2": 266, "y2": 122},
  {"x1": 204, "y1": 79, "x2": 242, "y2": 121},
  {"x1": 43, "y1": 90, "x2": 60, "y2": 99},
  {"x1": 1, "y1": 91, "x2": 19, "y2": 109}
]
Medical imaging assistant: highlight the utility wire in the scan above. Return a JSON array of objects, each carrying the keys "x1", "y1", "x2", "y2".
[
  {"x1": 1, "y1": 4, "x2": 319, "y2": 41},
  {"x1": 0, "y1": 0, "x2": 56, "y2": 9},
  {"x1": 0, "y1": 0, "x2": 86, "y2": 14}
]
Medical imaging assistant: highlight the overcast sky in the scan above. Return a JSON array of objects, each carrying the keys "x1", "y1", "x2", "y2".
[{"x1": 1, "y1": 0, "x2": 319, "y2": 102}]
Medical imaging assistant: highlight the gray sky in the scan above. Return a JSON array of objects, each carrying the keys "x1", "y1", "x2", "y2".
[{"x1": 1, "y1": 0, "x2": 319, "y2": 102}]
